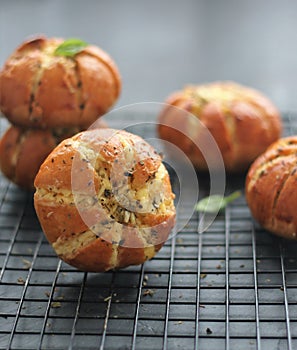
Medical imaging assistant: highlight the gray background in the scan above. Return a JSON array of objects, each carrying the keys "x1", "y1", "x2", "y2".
[{"x1": 1, "y1": 0, "x2": 297, "y2": 113}]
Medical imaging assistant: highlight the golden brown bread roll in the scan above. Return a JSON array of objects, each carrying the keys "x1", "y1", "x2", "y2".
[
  {"x1": 34, "y1": 128, "x2": 176, "y2": 272},
  {"x1": 158, "y1": 81, "x2": 282, "y2": 172},
  {"x1": 0, "y1": 125, "x2": 81, "y2": 191},
  {"x1": 246, "y1": 136, "x2": 297, "y2": 240},
  {"x1": 0, "y1": 36, "x2": 121, "y2": 128}
]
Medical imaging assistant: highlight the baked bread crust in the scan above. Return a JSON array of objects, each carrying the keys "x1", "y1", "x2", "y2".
[
  {"x1": 246, "y1": 136, "x2": 297, "y2": 239},
  {"x1": 158, "y1": 81, "x2": 282, "y2": 172},
  {"x1": 0, "y1": 36, "x2": 121, "y2": 128},
  {"x1": 0, "y1": 125, "x2": 81, "y2": 191},
  {"x1": 34, "y1": 128, "x2": 176, "y2": 271}
]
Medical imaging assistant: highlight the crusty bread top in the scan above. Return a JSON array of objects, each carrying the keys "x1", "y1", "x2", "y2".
[
  {"x1": 169, "y1": 81, "x2": 281, "y2": 135},
  {"x1": 0, "y1": 36, "x2": 121, "y2": 128},
  {"x1": 246, "y1": 136, "x2": 297, "y2": 187},
  {"x1": 184, "y1": 81, "x2": 277, "y2": 113}
]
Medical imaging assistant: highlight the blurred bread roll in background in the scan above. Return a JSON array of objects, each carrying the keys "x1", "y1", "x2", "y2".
[{"x1": 158, "y1": 81, "x2": 282, "y2": 172}]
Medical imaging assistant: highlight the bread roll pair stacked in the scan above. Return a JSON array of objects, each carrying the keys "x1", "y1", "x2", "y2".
[
  {"x1": 0, "y1": 36, "x2": 176, "y2": 272},
  {"x1": 0, "y1": 36, "x2": 121, "y2": 190}
]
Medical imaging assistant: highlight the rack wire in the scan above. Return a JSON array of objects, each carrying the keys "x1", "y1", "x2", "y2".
[{"x1": 0, "y1": 113, "x2": 297, "y2": 349}]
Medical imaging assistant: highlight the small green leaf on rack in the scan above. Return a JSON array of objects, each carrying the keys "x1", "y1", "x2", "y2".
[
  {"x1": 54, "y1": 38, "x2": 88, "y2": 57},
  {"x1": 195, "y1": 190, "x2": 241, "y2": 214}
]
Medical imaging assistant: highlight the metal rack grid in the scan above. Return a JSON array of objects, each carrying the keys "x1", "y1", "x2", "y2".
[{"x1": 1, "y1": 113, "x2": 297, "y2": 350}]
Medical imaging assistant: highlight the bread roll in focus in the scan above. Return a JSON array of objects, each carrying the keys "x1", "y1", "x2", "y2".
[{"x1": 34, "y1": 128, "x2": 176, "y2": 272}]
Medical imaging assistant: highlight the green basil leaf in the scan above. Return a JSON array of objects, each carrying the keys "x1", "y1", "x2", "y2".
[
  {"x1": 195, "y1": 190, "x2": 241, "y2": 214},
  {"x1": 54, "y1": 38, "x2": 88, "y2": 57}
]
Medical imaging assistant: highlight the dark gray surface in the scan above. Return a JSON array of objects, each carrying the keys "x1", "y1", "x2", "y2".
[{"x1": 1, "y1": 0, "x2": 297, "y2": 112}]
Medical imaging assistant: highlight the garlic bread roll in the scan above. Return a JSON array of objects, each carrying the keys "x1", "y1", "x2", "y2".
[
  {"x1": 158, "y1": 81, "x2": 282, "y2": 172},
  {"x1": 34, "y1": 128, "x2": 176, "y2": 272},
  {"x1": 246, "y1": 136, "x2": 297, "y2": 239},
  {"x1": 0, "y1": 36, "x2": 121, "y2": 128}
]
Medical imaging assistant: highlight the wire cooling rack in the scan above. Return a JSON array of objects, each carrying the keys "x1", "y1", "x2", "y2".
[{"x1": 1, "y1": 112, "x2": 297, "y2": 350}]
